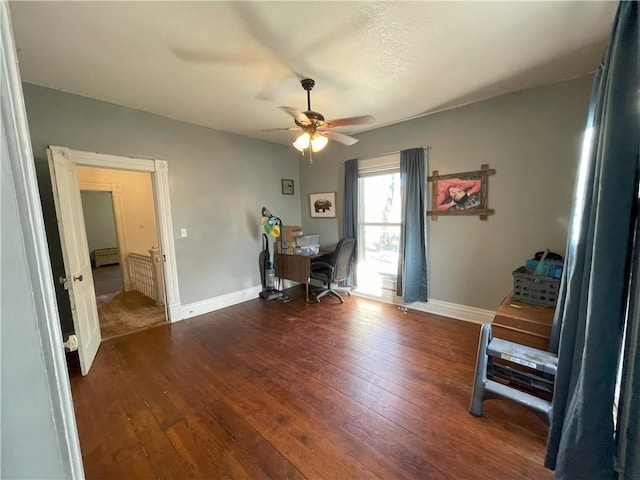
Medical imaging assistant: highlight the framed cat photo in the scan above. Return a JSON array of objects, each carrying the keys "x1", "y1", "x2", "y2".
[
  {"x1": 427, "y1": 164, "x2": 495, "y2": 220},
  {"x1": 281, "y1": 178, "x2": 294, "y2": 195}
]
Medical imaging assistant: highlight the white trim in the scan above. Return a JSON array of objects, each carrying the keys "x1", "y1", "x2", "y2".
[
  {"x1": 64, "y1": 147, "x2": 156, "y2": 172},
  {"x1": 181, "y1": 285, "x2": 263, "y2": 320},
  {"x1": 407, "y1": 298, "x2": 494, "y2": 324},
  {"x1": 78, "y1": 181, "x2": 132, "y2": 290},
  {"x1": 1, "y1": 3, "x2": 84, "y2": 477},
  {"x1": 48, "y1": 146, "x2": 183, "y2": 322},
  {"x1": 152, "y1": 159, "x2": 181, "y2": 321},
  {"x1": 353, "y1": 289, "x2": 494, "y2": 325}
]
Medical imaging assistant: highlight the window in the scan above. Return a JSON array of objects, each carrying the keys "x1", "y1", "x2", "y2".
[{"x1": 356, "y1": 154, "x2": 401, "y2": 292}]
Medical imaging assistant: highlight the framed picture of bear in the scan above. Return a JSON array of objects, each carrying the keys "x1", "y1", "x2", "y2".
[
  {"x1": 427, "y1": 164, "x2": 495, "y2": 220},
  {"x1": 309, "y1": 192, "x2": 336, "y2": 218}
]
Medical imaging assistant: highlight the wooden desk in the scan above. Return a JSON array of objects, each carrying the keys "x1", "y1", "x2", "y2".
[
  {"x1": 274, "y1": 252, "x2": 322, "y2": 302},
  {"x1": 492, "y1": 294, "x2": 555, "y2": 351}
]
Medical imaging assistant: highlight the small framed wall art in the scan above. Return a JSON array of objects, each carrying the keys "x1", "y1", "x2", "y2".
[
  {"x1": 309, "y1": 192, "x2": 336, "y2": 218},
  {"x1": 281, "y1": 179, "x2": 294, "y2": 195},
  {"x1": 427, "y1": 164, "x2": 495, "y2": 220}
]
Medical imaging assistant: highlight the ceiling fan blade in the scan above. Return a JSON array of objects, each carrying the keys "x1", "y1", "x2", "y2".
[
  {"x1": 280, "y1": 106, "x2": 311, "y2": 125},
  {"x1": 320, "y1": 129, "x2": 359, "y2": 146},
  {"x1": 170, "y1": 47, "x2": 260, "y2": 65},
  {"x1": 322, "y1": 115, "x2": 375, "y2": 128},
  {"x1": 261, "y1": 127, "x2": 301, "y2": 132}
]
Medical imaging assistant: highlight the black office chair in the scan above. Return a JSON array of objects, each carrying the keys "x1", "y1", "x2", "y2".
[{"x1": 310, "y1": 237, "x2": 356, "y2": 303}]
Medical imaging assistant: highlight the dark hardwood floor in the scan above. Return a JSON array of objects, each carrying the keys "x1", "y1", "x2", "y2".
[
  {"x1": 93, "y1": 264, "x2": 166, "y2": 340},
  {"x1": 97, "y1": 290, "x2": 166, "y2": 340},
  {"x1": 68, "y1": 287, "x2": 552, "y2": 479}
]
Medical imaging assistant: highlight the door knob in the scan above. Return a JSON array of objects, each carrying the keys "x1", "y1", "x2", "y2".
[{"x1": 73, "y1": 274, "x2": 83, "y2": 282}]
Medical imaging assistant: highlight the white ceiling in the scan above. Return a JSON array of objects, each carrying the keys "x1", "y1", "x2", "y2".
[{"x1": 9, "y1": 1, "x2": 617, "y2": 147}]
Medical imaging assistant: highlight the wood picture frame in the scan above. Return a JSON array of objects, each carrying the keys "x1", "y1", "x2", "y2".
[
  {"x1": 281, "y1": 179, "x2": 294, "y2": 195},
  {"x1": 427, "y1": 164, "x2": 495, "y2": 220},
  {"x1": 309, "y1": 192, "x2": 336, "y2": 218}
]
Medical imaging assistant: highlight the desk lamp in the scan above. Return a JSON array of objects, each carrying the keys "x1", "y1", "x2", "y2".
[
  {"x1": 259, "y1": 207, "x2": 289, "y2": 302},
  {"x1": 260, "y1": 206, "x2": 282, "y2": 238}
]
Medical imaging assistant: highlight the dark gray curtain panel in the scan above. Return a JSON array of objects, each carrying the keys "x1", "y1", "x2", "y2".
[
  {"x1": 343, "y1": 159, "x2": 358, "y2": 285},
  {"x1": 396, "y1": 148, "x2": 428, "y2": 302},
  {"x1": 617, "y1": 214, "x2": 640, "y2": 480},
  {"x1": 343, "y1": 159, "x2": 358, "y2": 241},
  {"x1": 545, "y1": 2, "x2": 640, "y2": 478}
]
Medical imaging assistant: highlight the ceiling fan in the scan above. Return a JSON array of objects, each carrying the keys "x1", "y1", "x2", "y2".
[{"x1": 275, "y1": 78, "x2": 375, "y2": 162}]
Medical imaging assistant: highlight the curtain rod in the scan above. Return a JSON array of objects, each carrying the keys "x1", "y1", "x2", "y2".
[{"x1": 342, "y1": 147, "x2": 428, "y2": 163}]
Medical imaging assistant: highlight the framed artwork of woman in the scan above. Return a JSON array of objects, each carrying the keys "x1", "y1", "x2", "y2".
[{"x1": 428, "y1": 165, "x2": 495, "y2": 220}]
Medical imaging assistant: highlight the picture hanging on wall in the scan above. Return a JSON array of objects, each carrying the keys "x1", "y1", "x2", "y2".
[
  {"x1": 281, "y1": 178, "x2": 294, "y2": 195},
  {"x1": 427, "y1": 164, "x2": 495, "y2": 220},
  {"x1": 309, "y1": 192, "x2": 336, "y2": 218}
]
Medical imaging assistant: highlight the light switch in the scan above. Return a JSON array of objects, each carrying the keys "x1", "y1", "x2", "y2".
[{"x1": 180, "y1": 228, "x2": 188, "y2": 238}]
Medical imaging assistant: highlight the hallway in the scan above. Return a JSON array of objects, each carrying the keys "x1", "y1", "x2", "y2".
[{"x1": 92, "y1": 264, "x2": 165, "y2": 340}]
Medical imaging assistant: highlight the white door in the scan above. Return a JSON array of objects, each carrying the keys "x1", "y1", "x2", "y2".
[{"x1": 48, "y1": 147, "x2": 101, "y2": 375}]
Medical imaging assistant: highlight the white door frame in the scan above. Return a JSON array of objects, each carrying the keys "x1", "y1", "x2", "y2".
[
  {"x1": 1, "y1": 2, "x2": 83, "y2": 476},
  {"x1": 79, "y1": 181, "x2": 133, "y2": 291},
  {"x1": 50, "y1": 146, "x2": 182, "y2": 322}
]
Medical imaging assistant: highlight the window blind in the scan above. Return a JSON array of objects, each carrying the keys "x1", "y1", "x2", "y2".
[{"x1": 358, "y1": 153, "x2": 400, "y2": 177}]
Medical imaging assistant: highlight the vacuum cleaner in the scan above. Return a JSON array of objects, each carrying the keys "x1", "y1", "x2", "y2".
[{"x1": 258, "y1": 233, "x2": 283, "y2": 301}]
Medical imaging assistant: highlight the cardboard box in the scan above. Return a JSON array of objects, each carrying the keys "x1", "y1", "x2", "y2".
[
  {"x1": 277, "y1": 225, "x2": 303, "y2": 253},
  {"x1": 281, "y1": 225, "x2": 303, "y2": 242},
  {"x1": 492, "y1": 293, "x2": 555, "y2": 350},
  {"x1": 278, "y1": 242, "x2": 297, "y2": 255}
]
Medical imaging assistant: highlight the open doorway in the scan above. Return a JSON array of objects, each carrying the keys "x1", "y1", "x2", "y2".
[
  {"x1": 48, "y1": 145, "x2": 181, "y2": 375},
  {"x1": 78, "y1": 167, "x2": 166, "y2": 340}
]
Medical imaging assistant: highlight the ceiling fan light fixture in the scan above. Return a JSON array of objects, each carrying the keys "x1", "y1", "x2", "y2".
[
  {"x1": 311, "y1": 134, "x2": 328, "y2": 152},
  {"x1": 279, "y1": 78, "x2": 373, "y2": 158},
  {"x1": 293, "y1": 132, "x2": 310, "y2": 152}
]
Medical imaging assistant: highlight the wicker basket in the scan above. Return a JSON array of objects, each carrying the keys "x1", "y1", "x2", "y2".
[{"x1": 512, "y1": 266, "x2": 559, "y2": 307}]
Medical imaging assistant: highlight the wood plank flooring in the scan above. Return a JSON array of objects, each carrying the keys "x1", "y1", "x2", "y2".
[
  {"x1": 97, "y1": 290, "x2": 166, "y2": 340},
  {"x1": 93, "y1": 264, "x2": 166, "y2": 340},
  {"x1": 68, "y1": 287, "x2": 553, "y2": 479}
]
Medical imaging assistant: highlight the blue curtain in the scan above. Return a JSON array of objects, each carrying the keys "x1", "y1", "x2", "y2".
[
  {"x1": 618, "y1": 214, "x2": 640, "y2": 479},
  {"x1": 396, "y1": 148, "x2": 428, "y2": 302},
  {"x1": 343, "y1": 159, "x2": 358, "y2": 285},
  {"x1": 343, "y1": 159, "x2": 358, "y2": 240},
  {"x1": 545, "y1": 2, "x2": 640, "y2": 478}
]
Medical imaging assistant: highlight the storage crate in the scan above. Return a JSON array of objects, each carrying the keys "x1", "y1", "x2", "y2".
[
  {"x1": 294, "y1": 244, "x2": 320, "y2": 256},
  {"x1": 512, "y1": 266, "x2": 560, "y2": 306},
  {"x1": 524, "y1": 258, "x2": 563, "y2": 279},
  {"x1": 297, "y1": 235, "x2": 320, "y2": 247}
]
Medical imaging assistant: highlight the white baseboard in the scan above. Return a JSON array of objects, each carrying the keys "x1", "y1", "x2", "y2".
[
  {"x1": 179, "y1": 285, "x2": 262, "y2": 321},
  {"x1": 407, "y1": 298, "x2": 495, "y2": 324},
  {"x1": 353, "y1": 289, "x2": 494, "y2": 325},
  {"x1": 167, "y1": 302, "x2": 183, "y2": 323},
  {"x1": 176, "y1": 284, "x2": 494, "y2": 326}
]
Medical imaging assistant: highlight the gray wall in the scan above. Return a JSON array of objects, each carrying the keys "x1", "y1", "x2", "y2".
[
  {"x1": 23, "y1": 75, "x2": 593, "y2": 314},
  {"x1": 298, "y1": 75, "x2": 594, "y2": 310},
  {"x1": 1, "y1": 97, "x2": 67, "y2": 479},
  {"x1": 22, "y1": 83, "x2": 302, "y2": 307},
  {"x1": 81, "y1": 191, "x2": 118, "y2": 253}
]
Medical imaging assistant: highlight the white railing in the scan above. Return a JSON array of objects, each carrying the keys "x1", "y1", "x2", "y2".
[{"x1": 128, "y1": 247, "x2": 164, "y2": 305}]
